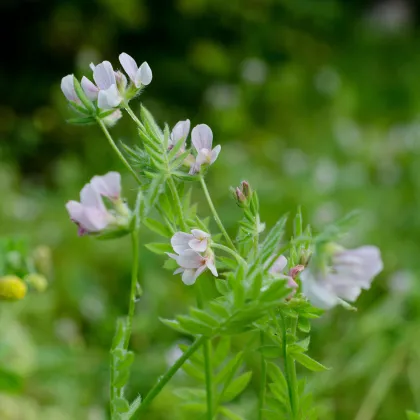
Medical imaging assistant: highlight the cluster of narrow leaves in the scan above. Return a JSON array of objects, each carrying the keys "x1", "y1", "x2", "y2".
[{"x1": 176, "y1": 336, "x2": 252, "y2": 419}]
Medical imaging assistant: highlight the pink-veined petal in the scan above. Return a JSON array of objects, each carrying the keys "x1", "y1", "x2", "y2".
[
  {"x1": 81, "y1": 76, "x2": 99, "y2": 100},
  {"x1": 171, "y1": 119, "x2": 191, "y2": 145},
  {"x1": 171, "y1": 232, "x2": 194, "y2": 254},
  {"x1": 210, "y1": 145, "x2": 221, "y2": 164},
  {"x1": 90, "y1": 172, "x2": 121, "y2": 199},
  {"x1": 66, "y1": 201, "x2": 84, "y2": 224},
  {"x1": 191, "y1": 229, "x2": 210, "y2": 239},
  {"x1": 135, "y1": 62, "x2": 152, "y2": 87},
  {"x1": 83, "y1": 207, "x2": 110, "y2": 231},
  {"x1": 119, "y1": 52, "x2": 138, "y2": 82},
  {"x1": 269, "y1": 255, "x2": 288, "y2": 275},
  {"x1": 192, "y1": 124, "x2": 213, "y2": 152},
  {"x1": 93, "y1": 61, "x2": 116, "y2": 89}
]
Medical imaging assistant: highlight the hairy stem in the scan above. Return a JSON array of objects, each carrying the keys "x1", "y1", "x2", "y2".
[
  {"x1": 97, "y1": 118, "x2": 142, "y2": 185},
  {"x1": 123, "y1": 103, "x2": 143, "y2": 128},
  {"x1": 167, "y1": 176, "x2": 188, "y2": 231},
  {"x1": 199, "y1": 175, "x2": 236, "y2": 251},
  {"x1": 211, "y1": 242, "x2": 247, "y2": 268},
  {"x1": 259, "y1": 330, "x2": 267, "y2": 420},
  {"x1": 280, "y1": 314, "x2": 299, "y2": 419},
  {"x1": 124, "y1": 231, "x2": 142, "y2": 349},
  {"x1": 134, "y1": 336, "x2": 206, "y2": 417}
]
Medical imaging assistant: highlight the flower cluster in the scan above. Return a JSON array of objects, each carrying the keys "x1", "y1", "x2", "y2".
[
  {"x1": 167, "y1": 229, "x2": 217, "y2": 285},
  {"x1": 169, "y1": 120, "x2": 221, "y2": 174},
  {"x1": 66, "y1": 172, "x2": 131, "y2": 236},
  {"x1": 61, "y1": 52, "x2": 152, "y2": 124},
  {"x1": 301, "y1": 244, "x2": 383, "y2": 309}
]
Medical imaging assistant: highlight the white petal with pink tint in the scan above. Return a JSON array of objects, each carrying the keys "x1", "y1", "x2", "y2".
[
  {"x1": 90, "y1": 172, "x2": 121, "y2": 199},
  {"x1": 171, "y1": 232, "x2": 194, "y2": 254},
  {"x1": 170, "y1": 119, "x2": 190, "y2": 147},
  {"x1": 97, "y1": 84, "x2": 121, "y2": 109},
  {"x1": 176, "y1": 250, "x2": 203, "y2": 269},
  {"x1": 81, "y1": 76, "x2": 99, "y2": 100},
  {"x1": 93, "y1": 61, "x2": 116, "y2": 89},
  {"x1": 192, "y1": 124, "x2": 213, "y2": 151},
  {"x1": 61, "y1": 75, "x2": 79, "y2": 103},
  {"x1": 136, "y1": 62, "x2": 152, "y2": 87},
  {"x1": 119, "y1": 52, "x2": 138, "y2": 82}
]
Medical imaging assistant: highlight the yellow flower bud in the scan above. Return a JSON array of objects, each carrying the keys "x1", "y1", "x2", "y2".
[
  {"x1": 0, "y1": 275, "x2": 27, "y2": 300},
  {"x1": 24, "y1": 273, "x2": 48, "y2": 292}
]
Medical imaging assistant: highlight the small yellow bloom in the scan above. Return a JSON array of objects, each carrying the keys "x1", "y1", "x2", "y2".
[{"x1": 0, "y1": 275, "x2": 27, "y2": 300}]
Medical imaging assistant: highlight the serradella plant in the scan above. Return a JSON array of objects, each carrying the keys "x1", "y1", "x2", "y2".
[{"x1": 61, "y1": 53, "x2": 386, "y2": 420}]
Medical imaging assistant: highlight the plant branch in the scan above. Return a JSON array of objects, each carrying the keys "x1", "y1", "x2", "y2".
[{"x1": 167, "y1": 176, "x2": 188, "y2": 231}]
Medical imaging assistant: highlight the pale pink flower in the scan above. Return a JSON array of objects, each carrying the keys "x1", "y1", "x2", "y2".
[
  {"x1": 168, "y1": 249, "x2": 217, "y2": 285},
  {"x1": 171, "y1": 229, "x2": 210, "y2": 253},
  {"x1": 61, "y1": 75, "x2": 80, "y2": 104},
  {"x1": 301, "y1": 245, "x2": 383, "y2": 309},
  {"x1": 66, "y1": 184, "x2": 114, "y2": 236},
  {"x1": 169, "y1": 119, "x2": 190, "y2": 150},
  {"x1": 119, "y1": 53, "x2": 152, "y2": 88},
  {"x1": 90, "y1": 172, "x2": 121, "y2": 200},
  {"x1": 269, "y1": 255, "x2": 299, "y2": 290},
  {"x1": 189, "y1": 124, "x2": 221, "y2": 174}
]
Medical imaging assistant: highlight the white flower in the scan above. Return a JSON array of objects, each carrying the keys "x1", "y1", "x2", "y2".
[
  {"x1": 61, "y1": 75, "x2": 80, "y2": 104},
  {"x1": 301, "y1": 245, "x2": 383, "y2": 309},
  {"x1": 189, "y1": 124, "x2": 221, "y2": 174},
  {"x1": 169, "y1": 119, "x2": 190, "y2": 150},
  {"x1": 168, "y1": 229, "x2": 217, "y2": 285},
  {"x1": 119, "y1": 53, "x2": 152, "y2": 88},
  {"x1": 90, "y1": 172, "x2": 121, "y2": 200},
  {"x1": 269, "y1": 255, "x2": 299, "y2": 290},
  {"x1": 171, "y1": 229, "x2": 210, "y2": 253},
  {"x1": 66, "y1": 184, "x2": 114, "y2": 236}
]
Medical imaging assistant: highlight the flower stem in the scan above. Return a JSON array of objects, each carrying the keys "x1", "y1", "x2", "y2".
[
  {"x1": 280, "y1": 313, "x2": 299, "y2": 419},
  {"x1": 199, "y1": 175, "x2": 236, "y2": 252},
  {"x1": 196, "y1": 283, "x2": 214, "y2": 420},
  {"x1": 211, "y1": 242, "x2": 247, "y2": 268},
  {"x1": 97, "y1": 118, "x2": 142, "y2": 185},
  {"x1": 124, "y1": 230, "x2": 142, "y2": 349},
  {"x1": 259, "y1": 330, "x2": 267, "y2": 420},
  {"x1": 123, "y1": 103, "x2": 143, "y2": 128},
  {"x1": 133, "y1": 336, "x2": 206, "y2": 417},
  {"x1": 167, "y1": 176, "x2": 188, "y2": 231}
]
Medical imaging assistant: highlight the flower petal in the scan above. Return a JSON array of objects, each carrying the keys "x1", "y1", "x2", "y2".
[
  {"x1": 182, "y1": 269, "x2": 197, "y2": 285},
  {"x1": 176, "y1": 250, "x2": 203, "y2": 269},
  {"x1": 80, "y1": 184, "x2": 106, "y2": 211},
  {"x1": 191, "y1": 229, "x2": 210, "y2": 239},
  {"x1": 81, "y1": 76, "x2": 99, "y2": 101},
  {"x1": 90, "y1": 172, "x2": 121, "y2": 199},
  {"x1": 97, "y1": 84, "x2": 121, "y2": 109},
  {"x1": 171, "y1": 119, "x2": 191, "y2": 145},
  {"x1": 206, "y1": 259, "x2": 218, "y2": 277},
  {"x1": 93, "y1": 61, "x2": 116, "y2": 90},
  {"x1": 66, "y1": 200, "x2": 84, "y2": 224},
  {"x1": 119, "y1": 52, "x2": 138, "y2": 82},
  {"x1": 301, "y1": 270, "x2": 339, "y2": 309},
  {"x1": 188, "y1": 238, "x2": 207, "y2": 253},
  {"x1": 61, "y1": 75, "x2": 78, "y2": 102},
  {"x1": 210, "y1": 145, "x2": 221, "y2": 164},
  {"x1": 171, "y1": 232, "x2": 194, "y2": 254},
  {"x1": 269, "y1": 255, "x2": 288, "y2": 274},
  {"x1": 135, "y1": 62, "x2": 152, "y2": 87},
  {"x1": 196, "y1": 149, "x2": 212, "y2": 165},
  {"x1": 192, "y1": 124, "x2": 213, "y2": 152}
]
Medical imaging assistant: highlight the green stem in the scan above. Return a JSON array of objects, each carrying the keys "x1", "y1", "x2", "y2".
[
  {"x1": 123, "y1": 103, "x2": 143, "y2": 128},
  {"x1": 167, "y1": 176, "x2": 188, "y2": 231},
  {"x1": 134, "y1": 336, "x2": 206, "y2": 417},
  {"x1": 196, "y1": 284, "x2": 214, "y2": 420},
  {"x1": 199, "y1": 175, "x2": 236, "y2": 251},
  {"x1": 280, "y1": 313, "x2": 299, "y2": 419},
  {"x1": 97, "y1": 118, "x2": 142, "y2": 185},
  {"x1": 211, "y1": 242, "x2": 247, "y2": 268},
  {"x1": 259, "y1": 330, "x2": 267, "y2": 420},
  {"x1": 124, "y1": 231, "x2": 142, "y2": 349}
]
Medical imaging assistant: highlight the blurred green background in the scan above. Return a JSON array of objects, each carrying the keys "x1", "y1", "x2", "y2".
[{"x1": 1, "y1": 0, "x2": 420, "y2": 419}]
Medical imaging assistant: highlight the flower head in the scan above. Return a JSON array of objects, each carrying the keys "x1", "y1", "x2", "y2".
[
  {"x1": 119, "y1": 53, "x2": 152, "y2": 88},
  {"x1": 301, "y1": 245, "x2": 383, "y2": 309},
  {"x1": 169, "y1": 119, "x2": 191, "y2": 151},
  {"x1": 65, "y1": 172, "x2": 127, "y2": 236},
  {"x1": 168, "y1": 229, "x2": 217, "y2": 285},
  {"x1": 92, "y1": 61, "x2": 123, "y2": 110},
  {"x1": 189, "y1": 124, "x2": 221, "y2": 174}
]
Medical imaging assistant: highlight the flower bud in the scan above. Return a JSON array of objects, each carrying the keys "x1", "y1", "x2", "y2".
[
  {"x1": 288, "y1": 264, "x2": 305, "y2": 279},
  {"x1": 240, "y1": 180, "x2": 251, "y2": 199},
  {"x1": 24, "y1": 273, "x2": 48, "y2": 292},
  {"x1": 0, "y1": 276, "x2": 27, "y2": 300},
  {"x1": 235, "y1": 187, "x2": 246, "y2": 204}
]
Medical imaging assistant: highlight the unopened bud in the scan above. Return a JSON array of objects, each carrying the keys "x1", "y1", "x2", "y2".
[
  {"x1": 0, "y1": 275, "x2": 27, "y2": 300},
  {"x1": 235, "y1": 187, "x2": 246, "y2": 203},
  {"x1": 288, "y1": 264, "x2": 305, "y2": 279},
  {"x1": 240, "y1": 180, "x2": 251, "y2": 198},
  {"x1": 24, "y1": 273, "x2": 48, "y2": 292}
]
